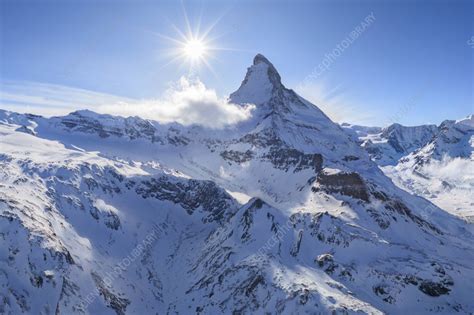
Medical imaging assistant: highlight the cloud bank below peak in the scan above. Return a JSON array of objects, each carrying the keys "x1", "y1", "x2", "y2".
[
  {"x1": 0, "y1": 78, "x2": 255, "y2": 128},
  {"x1": 97, "y1": 77, "x2": 255, "y2": 128}
]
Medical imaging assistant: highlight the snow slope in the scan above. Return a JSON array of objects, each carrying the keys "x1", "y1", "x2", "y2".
[{"x1": 1, "y1": 55, "x2": 473, "y2": 314}]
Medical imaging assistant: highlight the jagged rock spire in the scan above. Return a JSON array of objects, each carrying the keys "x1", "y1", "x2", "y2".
[
  {"x1": 252, "y1": 54, "x2": 282, "y2": 88},
  {"x1": 229, "y1": 54, "x2": 284, "y2": 105}
]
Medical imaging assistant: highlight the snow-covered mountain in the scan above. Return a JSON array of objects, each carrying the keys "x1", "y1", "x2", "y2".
[
  {"x1": 1, "y1": 55, "x2": 473, "y2": 314},
  {"x1": 341, "y1": 122, "x2": 438, "y2": 166},
  {"x1": 344, "y1": 115, "x2": 474, "y2": 222}
]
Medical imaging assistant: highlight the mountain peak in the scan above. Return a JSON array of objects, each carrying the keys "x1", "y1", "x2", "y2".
[
  {"x1": 253, "y1": 53, "x2": 272, "y2": 66},
  {"x1": 250, "y1": 53, "x2": 282, "y2": 87},
  {"x1": 230, "y1": 54, "x2": 283, "y2": 105}
]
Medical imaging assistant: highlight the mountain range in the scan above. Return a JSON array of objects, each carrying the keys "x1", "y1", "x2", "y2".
[
  {"x1": 342, "y1": 114, "x2": 473, "y2": 222},
  {"x1": 0, "y1": 54, "x2": 473, "y2": 314}
]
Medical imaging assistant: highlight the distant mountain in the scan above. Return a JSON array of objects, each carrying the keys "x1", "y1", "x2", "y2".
[
  {"x1": 405, "y1": 115, "x2": 474, "y2": 164},
  {"x1": 341, "y1": 122, "x2": 438, "y2": 166},
  {"x1": 1, "y1": 55, "x2": 473, "y2": 314},
  {"x1": 344, "y1": 115, "x2": 474, "y2": 221}
]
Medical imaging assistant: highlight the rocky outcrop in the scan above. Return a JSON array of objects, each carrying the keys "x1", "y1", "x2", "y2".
[
  {"x1": 381, "y1": 123, "x2": 437, "y2": 154},
  {"x1": 56, "y1": 111, "x2": 165, "y2": 143},
  {"x1": 134, "y1": 176, "x2": 237, "y2": 223},
  {"x1": 314, "y1": 170, "x2": 369, "y2": 202},
  {"x1": 262, "y1": 148, "x2": 322, "y2": 172}
]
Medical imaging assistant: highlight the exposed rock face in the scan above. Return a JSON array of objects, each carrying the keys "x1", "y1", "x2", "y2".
[
  {"x1": 15, "y1": 125, "x2": 36, "y2": 136},
  {"x1": 91, "y1": 272, "x2": 130, "y2": 315},
  {"x1": 221, "y1": 145, "x2": 323, "y2": 172},
  {"x1": 238, "y1": 128, "x2": 283, "y2": 148},
  {"x1": 315, "y1": 170, "x2": 369, "y2": 202},
  {"x1": 418, "y1": 280, "x2": 451, "y2": 297},
  {"x1": 134, "y1": 176, "x2": 237, "y2": 223},
  {"x1": 55, "y1": 110, "x2": 167, "y2": 143},
  {"x1": 220, "y1": 150, "x2": 254, "y2": 164},
  {"x1": 381, "y1": 123, "x2": 437, "y2": 154},
  {"x1": 262, "y1": 148, "x2": 323, "y2": 172}
]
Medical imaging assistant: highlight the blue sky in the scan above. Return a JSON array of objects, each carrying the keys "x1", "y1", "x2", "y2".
[{"x1": 1, "y1": 0, "x2": 473, "y2": 126}]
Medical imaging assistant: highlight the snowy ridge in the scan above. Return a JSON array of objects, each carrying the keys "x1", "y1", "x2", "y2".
[
  {"x1": 1, "y1": 55, "x2": 473, "y2": 314},
  {"x1": 342, "y1": 122, "x2": 438, "y2": 166},
  {"x1": 344, "y1": 115, "x2": 474, "y2": 221}
]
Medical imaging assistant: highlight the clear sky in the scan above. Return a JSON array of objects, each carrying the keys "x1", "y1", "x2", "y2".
[{"x1": 1, "y1": 0, "x2": 473, "y2": 126}]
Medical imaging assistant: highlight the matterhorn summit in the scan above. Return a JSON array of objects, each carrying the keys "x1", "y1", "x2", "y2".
[
  {"x1": 230, "y1": 53, "x2": 319, "y2": 118},
  {"x1": 230, "y1": 54, "x2": 284, "y2": 105}
]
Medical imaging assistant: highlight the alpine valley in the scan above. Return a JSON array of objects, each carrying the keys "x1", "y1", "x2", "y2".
[{"x1": 1, "y1": 55, "x2": 473, "y2": 314}]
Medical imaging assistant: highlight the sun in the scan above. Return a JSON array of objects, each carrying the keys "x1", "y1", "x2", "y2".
[
  {"x1": 158, "y1": 31, "x2": 214, "y2": 72},
  {"x1": 183, "y1": 39, "x2": 207, "y2": 60},
  {"x1": 156, "y1": 6, "x2": 231, "y2": 74}
]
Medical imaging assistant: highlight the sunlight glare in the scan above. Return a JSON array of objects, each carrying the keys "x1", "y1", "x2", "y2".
[
  {"x1": 156, "y1": 5, "x2": 235, "y2": 74},
  {"x1": 183, "y1": 39, "x2": 206, "y2": 60}
]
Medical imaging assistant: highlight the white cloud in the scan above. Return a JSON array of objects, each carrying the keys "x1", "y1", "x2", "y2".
[
  {"x1": 0, "y1": 78, "x2": 254, "y2": 128},
  {"x1": 295, "y1": 81, "x2": 376, "y2": 125},
  {"x1": 97, "y1": 77, "x2": 254, "y2": 128},
  {"x1": 422, "y1": 155, "x2": 474, "y2": 188}
]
